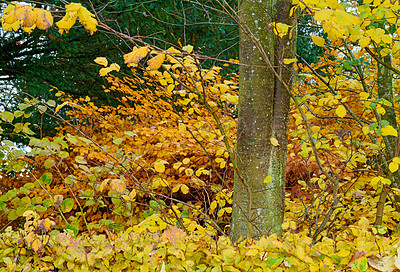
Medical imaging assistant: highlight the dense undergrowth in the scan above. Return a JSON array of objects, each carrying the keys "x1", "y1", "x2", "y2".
[{"x1": 0, "y1": 50, "x2": 400, "y2": 271}]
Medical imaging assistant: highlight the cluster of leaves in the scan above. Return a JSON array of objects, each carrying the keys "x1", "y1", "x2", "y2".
[
  {"x1": 1, "y1": 210, "x2": 400, "y2": 271},
  {"x1": 0, "y1": 44, "x2": 239, "y2": 234}
]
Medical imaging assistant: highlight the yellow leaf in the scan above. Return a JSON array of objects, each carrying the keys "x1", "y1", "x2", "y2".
[
  {"x1": 2, "y1": 20, "x2": 21, "y2": 32},
  {"x1": 31, "y1": 238, "x2": 43, "y2": 252},
  {"x1": 94, "y1": 57, "x2": 108, "y2": 67},
  {"x1": 311, "y1": 35, "x2": 325, "y2": 47},
  {"x1": 359, "y1": 36, "x2": 370, "y2": 48},
  {"x1": 376, "y1": 106, "x2": 386, "y2": 115},
  {"x1": 122, "y1": 195, "x2": 130, "y2": 201},
  {"x1": 53, "y1": 195, "x2": 63, "y2": 208},
  {"x1": 381, "y1": 125, "x2": 398, "y2": 136},
  {"x1": 154, "y1": 160, "x2": 168, "y2": 173},
  {"x1": 34, "y1": 8, "x2": 53, "y2": 30},
  {"x1": 124, "y1": 46, "x2": 149, "y2": 66},
  {"x1": 55, "y1": 101, "x2": 69, "y2": 113},
  {"x1": 109, "y1": 63, "x2": 120, "y2": 72},
  {"x1": 56, "y1": 11, "x2": 78, "y2": 35},
  {"x1": 99, "y1": 67, "x2": 113, "y2": 76},
  {"x1": 178, "y1": 122, "x2": 186, "y2": 133},
  {"x1": 99, "y1": 179, "x2": 109, "y2": 192},
  {"x1": 185, "y1": 168, "x2": 194, "y2": 176},
  {"x1": 182, "y1": 45, "x2": 194, "y2": 53},
  {"x1": 110, "y1": 179, "x2": 126, "y2": 194},
  {"x1": 245, "y1": 249, "x2": 259, "y2": 256},
  {"x1": 182, "y1": 158, "x2": 190, "y2": 164},
  {"x1": 270, "y1": 137, "x2": 279, "y2": 146},
  {"x1": 180, "y1": 184, "x2": 189, "y2": 194},
  {"x1": 147, "y1": 53, "x2": 165, "y2": 70},
  {"x1": 394, "y1": 157, "x2": 400, "y2": 164},
  {"x1": 389, "y1": 162, "x2": 399, "y2": 173},
  {"x1": 65, "y1": 3, "x2": 82, "y2": 12},
  {"x1": 15, "y1": 5, "x2": 36, "y2": 28},
  {"x1": 264, "y1": 176, "x2": 272, "y2": 183},
  {"x1": 362, "y1": 126, "x2": 370, "y2": 135},
  {"x1": 272, "y1": 22, "x2": 290, "y2": 37},
  {"x1": 314, "y1": 9, "x2": 334, "y2": 21},
  {"x1": 335, "y1": 105, "x2": 346, "y2": 118},
  {"x1": 295, "y1": 245, "x2": 305, "y2": 260},
  {"x1": 129, "y1": 189, "x2": 136, "y2": 199},
  {"x1": 283, "y1": 58, "x2": 297, "y2": 64},
  {"x1": 77, "y1": 6, "x2": 98, "y2": 35},
  {"x1": 40, "y1": 218, "x2": 55, "y2": 232}
]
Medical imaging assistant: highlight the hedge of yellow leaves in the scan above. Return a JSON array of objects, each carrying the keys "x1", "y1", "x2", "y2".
[{"x1": 2, "y1": 210, "x2": 400, "y2": 271}]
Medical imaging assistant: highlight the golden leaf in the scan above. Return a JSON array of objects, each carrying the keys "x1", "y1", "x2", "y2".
[
  {"x1": 53, "y1": 195, "x2": 63, "y2": 208},
  {"x1": 381, "y1": 126, "x2": 398, "y2": 136},
  {"x1": 110, "y1": 179, "x2": 126, "y2": 194},
  {"x1": 94, "y1": 57, "x2": 108, "y2": 67},
  {"x1": 389, "y1": 162, "x2": 399, "y2": 173},
  {"x1": 335, "y1": 105, "x2": 346, "y2": 118},
  {"x1": 99, "y1": 67, "x2": 113, "y2": 76},
  {"x1": 270, "y1": 137, "x2": 279, "y2": 146},
  {"x1": 34, "y1": 8, "x2": 53, "y2": 30},
  {"x1": 109, "y1": 63, "x2": 120, "y2": 72},
  {"x1": 77, "y1": 6, "x2": 98, "y2": 34},
  {"x1": 283, "y1": 58, "x2": 297, "y2": 64},
  {"x1": 124, "y1": 46, "x2": 149, "y2": 66},
  {"x1": 56, "y1": 11, "x2": 78, "y2": 35},
  {"x1": 311, "y1": 35, "x2": 325, "y2": 47},
  {"x1": 182, "y1": 45, "x2": 194, "y2": 53},
  {"x1": 129, "y1": 189, "x2": 137, "y2": 199},
  {"x1": 263, "y1": 176, "x2": 272, "y2": 183},
  {"x1": 180, "y1": 184, "x2": 189, "y2": 194},
  {"x1": 359, "y1": 36, "x2": 370, "y2": 48},
  {"x1": 154, "y1": 160, "x2": 168, "y2": 173},
  {"x1": 245, "y1": 249, "x2": 259, "y2": 256},
  {"x1": 161, "y1": 225, "x2": 186, "y2": 246},
  {"x1": 182, "y1": 158, "x2": 190, "y2": 164},
  {"x1": 31, "y1": 238, "x2": 43, "y2": 252},
  {"x1": 15, "y1": 5, "x2": 36, "y2": 28},
  {"x1": 147, "y1": 53, "x2": 165, "y2": 70},
  {"x1": 65, "y1": 3, "x2": 82, "y2": 12},
  {"x1": 295, "y1": 245, "x2": 305, "y2": 260},
  {"x1": 99, "y1": 179, "x2": 109, "y2": 192},
  {"x1": 185, "y1": 168, "x2": 194, "y2": 176}
]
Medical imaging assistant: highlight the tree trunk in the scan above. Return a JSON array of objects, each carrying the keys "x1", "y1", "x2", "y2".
[
  {"x1": 230, "y1": 0, "x2": 296, "y2": 241},
  {"x1": 375, "y1": 54, "x2": 399, "y2": 226}
]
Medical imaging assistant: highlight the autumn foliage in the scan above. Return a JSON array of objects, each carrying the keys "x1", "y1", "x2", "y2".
[{"x1": 4, "y1": 0, "x2": 400, "y2": 271}]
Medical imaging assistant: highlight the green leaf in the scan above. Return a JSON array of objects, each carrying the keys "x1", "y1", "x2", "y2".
[
  {"x1": 38, "y1": 105, "x2": 47, "y2": 114},
  {"x1": 40, "y1": 172, "x2": 53, "y2": 185},
  {"x1": 35, "y1": 205, "x2": 47, "y2": 213},
  {"x1": 61, "y1": 198, "x2": 74, "y2": 213},
  {"x1": 1, "y1": 111, "x2": 14, "y2": 123},
  {"x1": 44, "y1": 158, "x2": 55, "y2": 169},
  {"x1": 75, "y1": 156, "x2": 87, "y2": 164},
  {"x1": 14, "y1": 110, "x2": 24, "y2": 118},
  {"x1": 113, "y1": 138, "x2": 123, "y2": 145},
  {"x1": 19, "y1": 103, "x2": 30, "y2": 110},
  {"x1": 58, "y1": 151, "x2": 69, "y2": 159},
  {"x1": 43, "y1": 199, "x2": 53, "y2": 207},
  {"x1": 66, "y1": 224, "x2": 79, "y2": 236},
  {"x1": 124, "y1": 131, "x2": 138, "y2": 137}
]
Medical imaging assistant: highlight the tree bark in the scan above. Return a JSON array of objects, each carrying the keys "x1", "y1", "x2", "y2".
[{"x1": 230, "y1": 0, "x2": 296, "y2": 241}]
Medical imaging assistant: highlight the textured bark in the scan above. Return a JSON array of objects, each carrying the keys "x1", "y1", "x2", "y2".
[
  {"x1": 377, "y1": 55, "x2": 397, "y2": 161},
  {"x1": 375, "y1": 55, "x2": 399, "y2": 226},
  {"x1": 230, "y1": 0, "x2": 296, "y2": 241}
]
